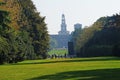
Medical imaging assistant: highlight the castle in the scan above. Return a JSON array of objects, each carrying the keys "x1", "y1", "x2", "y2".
[
  {"x1": 50, "y1": 14, "x2": 82, "y2": 49},
  {"x1": 50, "y1": 14, "x2": 70, "y2": 49},
  {"x1": 58, "y1": 14, "x2": 69, "y2": 35}
]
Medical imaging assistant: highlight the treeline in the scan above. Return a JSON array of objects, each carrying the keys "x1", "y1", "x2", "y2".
[
  {"x1": 71, "y1": 14, "x2": 120, "y2": 57},
  {"x1": 0, "y1": 0, "x2": 49, "y2": 64}
]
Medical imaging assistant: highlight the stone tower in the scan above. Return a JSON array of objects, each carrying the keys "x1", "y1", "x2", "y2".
[
  {"x1": 50, "y1": 14, "x2": 70, "y2": 48},
  {"x1": 58, "y1": 14, "x2": 69, "y2": 35}
]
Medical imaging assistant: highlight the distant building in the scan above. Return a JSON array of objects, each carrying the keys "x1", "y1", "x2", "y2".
[
  {"x1": 74, "y1": 23, "x2": 82, "y2": 30},
  {"x1": 50, "y1": 14, "x2": 70, "y2": 48},
  {"x1": 50, "y1": 35, "x2": 70, "y2": 48},
  {"x1": 68, "y1": 23, "x2": 82, "y2": 56},
  {"x1": 58, "y1": 14, "x2": 69, "y2": 35}
]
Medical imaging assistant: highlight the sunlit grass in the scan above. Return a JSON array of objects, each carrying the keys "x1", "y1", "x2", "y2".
[
  {"x1": 0, "y1": 57, "x2": 120, "y2": 80},
  {"x1": 48, "y1": 48, "x2": 68, "y2": 56}
]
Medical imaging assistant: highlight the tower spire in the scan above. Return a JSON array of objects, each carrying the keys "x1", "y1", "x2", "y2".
[
  {"x1": 58, "y1": 14, "x2": 69, "y2": 35},
  {"x1": 62, "y1": 14, "x2": 66, "y2": 24},
  {"x1": 61, "y1": 14, "x2": 66, "y2": 31}
]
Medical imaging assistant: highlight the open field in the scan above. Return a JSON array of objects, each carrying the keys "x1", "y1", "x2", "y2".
[
  {"x1": 0, "y1": 57, "x2": 120, "y2": 80},
  {"x1": 48, "y1": 48, "x2": 68, "y2": 56}
]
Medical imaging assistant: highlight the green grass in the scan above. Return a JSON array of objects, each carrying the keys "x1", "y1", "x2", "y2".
[
  {"x1": 48, "y1": 48, "x2": 68, "y2": 56},
  {"x1": 0, "y1": 57, "x2": 120, "y2": 80}
]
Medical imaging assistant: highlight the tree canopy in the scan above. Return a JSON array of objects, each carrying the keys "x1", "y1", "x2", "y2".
[
  {"x1": 72, "y1": 14, "x2": 120, "y2": 57},
  {"x1": 0, "y1": 0, "x2": 49, "y2": 64}
]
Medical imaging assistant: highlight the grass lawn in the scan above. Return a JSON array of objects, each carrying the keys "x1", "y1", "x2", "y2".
[
  {"x1": 48, "y1": 48, "x2": 68, "y2": 56},
  {"x1": 0, "y1": 57, "x2": 120, "y2": 80}
]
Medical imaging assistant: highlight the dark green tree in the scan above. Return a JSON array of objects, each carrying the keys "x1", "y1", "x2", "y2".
[
  {"x1": 74, "y1": 14, "x2": 120, "y2": 57},
  {"x1": 0, "y1": 9, "x2": 11, "y2": 64},
  {"x1": 18, "y1": 0, "x2": 49, "y2": 59}
]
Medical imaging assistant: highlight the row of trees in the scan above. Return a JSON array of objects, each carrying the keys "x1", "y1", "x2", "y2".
[
  {"x1": 0, "y1": 0, "x2": 49, "y2": 64},
  {"x1": 71, "y1": 14, "x2": 120, "y2": 57}
]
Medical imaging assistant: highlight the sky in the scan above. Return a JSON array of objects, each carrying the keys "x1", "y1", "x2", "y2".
[{"x1": 32, "y1": 0, "x2": 120, "y2": 34}]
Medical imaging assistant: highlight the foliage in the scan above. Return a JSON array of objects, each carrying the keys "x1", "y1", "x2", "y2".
[
  {"x1": 0, "y1": 0, "x2": 21, "y2": 29},
  {"x1": 74, "y1": 14, "x2": 120, "y2": 57},
  {"x1": 18, "y1": 0, "x2": 49, "y2": 59},
  {"x1": 0, "y1": 0, "x2": 49, "y2": 64},
  {"x1": 0, "y1": 10, "x2": 11, "y2": 64}
]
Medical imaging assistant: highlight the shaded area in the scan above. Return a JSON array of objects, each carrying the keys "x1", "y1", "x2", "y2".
[
  {"x1": 28, "y1": 68, "x2": 120, "y2": 80},
  {"x1": 12, "y1": 57, "x2": 120, "y2": 65}
]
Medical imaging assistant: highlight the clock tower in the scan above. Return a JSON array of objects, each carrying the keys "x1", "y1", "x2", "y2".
[{"x1": 58, "y1": 14, "x2": 69, "y2": 35}]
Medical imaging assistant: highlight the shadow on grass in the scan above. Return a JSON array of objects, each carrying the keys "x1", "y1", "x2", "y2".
[
  {"x1": 27, "y1": 68, "x2": 120, "y2": 80},
  {"x1": 12, "y1": 57, "x2": 120, "y2": 65}
]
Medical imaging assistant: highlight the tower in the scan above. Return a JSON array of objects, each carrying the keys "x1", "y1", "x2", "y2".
[
  {"x1": 58, "y1": 14, "x2": 69, "y2": 35},
  {"x1": 74, "y1": 23, "x2": 82, "y2": 30}
]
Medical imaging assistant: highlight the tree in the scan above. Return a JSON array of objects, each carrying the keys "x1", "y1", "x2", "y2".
[
  {"x1": 18, "y1": 0, "x2": 49, "y2": 59},
  {"x1": 0, "y1": 9, "x2": 11, "y2": 64},
  {"x1": 0, "y1": 0, "x2": 21, "y2": 29},
  {"x1": 0, "y1": 0, "x2": 49, "y2": 64},
  {"x1": 74, "y1": 14, "x2": 120, "y2": 57}
]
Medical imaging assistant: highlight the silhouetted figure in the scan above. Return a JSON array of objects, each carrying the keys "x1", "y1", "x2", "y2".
[
  {"x1": 113, "y1": 44, "x2": 120, "y2": 57},
  {"x1": 64, "y1": 53, "x2": 67, "y2": 58},
  {"x1": 54, "y1": 54, "x2": 57, "y2": 59},
  {"x1": 51, "y1": 55, "x2": 54, "y2": 59}
]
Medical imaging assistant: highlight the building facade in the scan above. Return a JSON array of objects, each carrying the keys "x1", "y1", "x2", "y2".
[{"x1": 50, "y1": 14, "x2": 70, "y2": 48}]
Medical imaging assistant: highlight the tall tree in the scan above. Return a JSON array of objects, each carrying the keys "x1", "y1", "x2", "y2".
[
  {"x1": 74, "y1": 14, "x2": 120, "y2": 57},
  {"x1": 0, "y1": 0, "x2": 50, "y2": 64},
  {"x1": 0, "y1": 9, "x2": 11, "y2": 64},
  {"x1": 18, "y1": 0, "x2": 49, "y2": 59}
]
